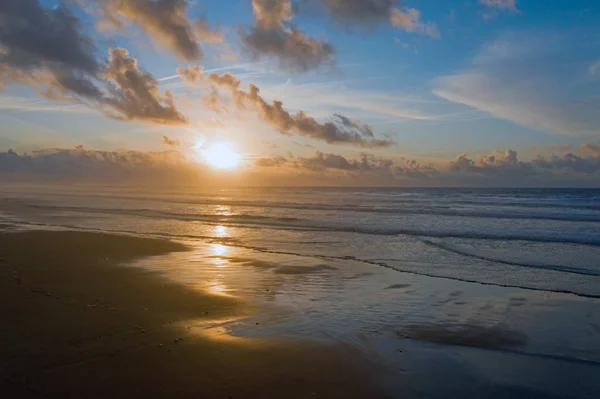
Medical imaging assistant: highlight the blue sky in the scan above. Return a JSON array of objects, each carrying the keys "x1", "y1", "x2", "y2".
[{"x1": 1, "y1": 0, "x2": 600, "y2": 186}]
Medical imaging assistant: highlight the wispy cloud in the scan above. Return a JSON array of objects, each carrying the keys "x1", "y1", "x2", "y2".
[
  {"x1": 433, "y1": 31, "x2": 600, "y2": 137},
  {"x1": 0, "y1": 97, "x2": 93, "y2": 114},
  {"x1": 479, "y1": 0, "x2": 518, "y2": 11}
]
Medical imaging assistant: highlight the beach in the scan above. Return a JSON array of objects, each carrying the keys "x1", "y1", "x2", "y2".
[
  {"x1": 0, "y1": 230, "x2": 385, "y2": 398},
  {"x1": 1, "y1": 186, "x2": 600, "y2": 398}
]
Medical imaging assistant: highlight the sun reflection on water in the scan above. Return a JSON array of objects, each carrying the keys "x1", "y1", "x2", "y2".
[
  {"x1": 213, "y1": 225, "x2": 228, "y2": 237},
  {"x1": 211, "y1": 243, "x2": 228, "y2": 257},
  {"x1": 214, "y1": 205, "x2": 232, "y2": 216}
]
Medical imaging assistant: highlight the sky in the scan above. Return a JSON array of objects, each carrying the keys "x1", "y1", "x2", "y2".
[{"x1": 1, "y1": 0, "x2": 600, "y2": 187}]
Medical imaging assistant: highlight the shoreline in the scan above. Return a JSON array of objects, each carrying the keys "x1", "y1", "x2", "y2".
[{"x1": 0, "y1": 230, "x2": 387, "y2": 398}]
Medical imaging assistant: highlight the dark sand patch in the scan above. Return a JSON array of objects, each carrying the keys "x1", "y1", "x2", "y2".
[
  {"x1": 509, "y1": 297, "x2": 528, "y2": 307},
  {"x1": 274, "y1": 264, "x2": 338, "y2": 275},
  {"x1": 345, "y1": 272, "x2": 375, "y2": 280},
  {"x1": 385, "y1": 284, "x2": 412, "y2": 290},
  {"x1": 0, "y1": 231, "x2": 385, "y2": 398},
  {"x1": 398, "y1": 323, "x2": 528, "y2": 351}
]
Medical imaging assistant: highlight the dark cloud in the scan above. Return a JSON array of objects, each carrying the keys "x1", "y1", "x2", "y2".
[
  {"x1": 333, "y1": 113, "x2": 374, "y2": 137},
  {"x1": 1, "y1": 1, "x2": 188, "y2": 125},
  {"x1": 241, "y1": 0, "x2": 335, "y2": 72},
  {"x1": 317, "y1": 0, "x2": 397, "y2": 24},
  {"x1": 4, "y1": 146, "x2": 600, "y2": 186},
  {"x1": 314, "y1": 0, "x2": 439, "y2": 37},
  {"x1": 395, "y1": 159, "x2": 439, "y2": 179},
  {"x1": 257, "y1": 152, "x2": 439, "y2": 181},
  {"x1": 103, "y1": 48, "x2": 187, "y2": 124},
  {"x1": 96, "y1": 0, "x2": 222, "y2": 61},
  {"x1": 257, "y1": 152, "x2": 402, "y2": 177},
  {"x1": 0, "y1": 0, "x2": 102, "y2": 99},
  {"x1": 298, "y1": 152, "x2": 393, "y2": 172},
  {"x1": 449, "y1": 149, "x2": 536, "y2": 176},
  {"x1": 177, "y1": 67, "x2": 392, "y2": 147},
  {"x1": 532, "y1": 152, "x2": 600, "y2": 175},
  {"x1": 449, "y1": 148, "x2": 600, "y2": 180}
]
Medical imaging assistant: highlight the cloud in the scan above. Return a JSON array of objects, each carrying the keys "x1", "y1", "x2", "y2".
[
  {"x1": 241, "y1": 0, "x2": 335, "y2": 72},
  {"x1": 296, "y1": 152, "x2": 393, "y2": 172},
  {"x1": 178, "y1": 66, "x2": 393, "y2": 147},
  {"x1": 0, "y1": 146, "x2": 200, "y2": 183},
  {"x1": 532, "y1": 151, "x2": 600, "y2": 175},
  {"x1": 433, "y1": 31, "x2": 600, "y2": 137},
  {"x1": 0, "y1": 0, "x2": 102, "y2": 100},
  {"x1": 449, "y1": 147, "x2": 600, "y2": 179},
  {"x1": 390, "y1": 8, "x2": 440, "y2": 38},
  {"x1": 580, "y1": 142, "x2": 600, "y2": 157},
  {"x1": 315, "y1": 0, "x2": 439, "y2": 37},
  {"x1": 162, "y1": 136, "x2": 181, "y2": 146},
  {"x1": 102, "y1": 48, "x2": 187, "y2": 124},
  {"x1": 0, "y1": 0, "x2": 187, "y2": 125},
  {"x1": 449, "y1": 149, "x2": 536, "y2": 176},
  {"x1": 4, "y1": 145, "x2": 600, "y2": 186},
  {"x1": 256, "y1": 151, "x2": 439, "y2": 181},
  {"x1": 395, "y1": 158, "x2": 440, "y2": 179},
  {"x1": 256, "y1": 155, "x2": 288, "y2": 167},
  {"x1": 95, "y1": 0, "x2": 222, "y2": 61}
]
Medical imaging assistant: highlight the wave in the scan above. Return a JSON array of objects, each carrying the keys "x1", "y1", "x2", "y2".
[
  {"x1": 5, "y1": 219, "x2": 600, "y2": 299},
  {"x1": 8, "y1": 193, "x2": 600, "y2": 221},
  {"x1": 25, "y1": 204, "x2": 300, "y2": 224},
  {"x1": 20, "y1": 200, "x2": 600, "y2": 225},
  {"x1": 18, "y1": 203, "x2": 600, "y2": 247},
  {"x1": 422, "y1": 240, "x2": 600, "y2": 277}
]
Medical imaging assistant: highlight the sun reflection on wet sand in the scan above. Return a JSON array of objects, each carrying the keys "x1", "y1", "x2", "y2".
[
  {"x1": 180, "y1": 318, "x2": 256, "y2": 343},
  {"x1": 208, "y1": 281, "x2": 230, "y2": 296}
]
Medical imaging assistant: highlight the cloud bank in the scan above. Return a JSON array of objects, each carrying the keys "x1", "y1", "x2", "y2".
[
  {"x1": 2, "y1": 144, "x2": 600, "y2": 186},
  {"x1": 0, "y1": 146, "x2": 200, "y2": 184},
  {"x1": 256, "y1": 144, "x2": 600, "y2": 186}
]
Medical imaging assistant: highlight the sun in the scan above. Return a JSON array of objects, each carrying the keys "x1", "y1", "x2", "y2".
[{"x1": 201, "y1": 142, "x2": 240, "y2": 169}]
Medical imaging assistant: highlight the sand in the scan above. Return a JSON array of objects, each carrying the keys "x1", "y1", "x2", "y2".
[{"x1": 0, "y1": 230, "x2": 386, "y2": 398}]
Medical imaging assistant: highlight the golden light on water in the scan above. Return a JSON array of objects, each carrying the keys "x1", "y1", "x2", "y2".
[{"x1": 213, "y1": 225, "x2": 228, "y2": 237}]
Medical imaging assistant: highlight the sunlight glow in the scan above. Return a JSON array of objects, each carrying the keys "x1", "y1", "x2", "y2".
[{"x1": 201, "y1": 142, "x2": 240, "y2": 169}]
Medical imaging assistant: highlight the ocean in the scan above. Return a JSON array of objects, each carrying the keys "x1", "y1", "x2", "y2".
[{"x1": 2, "y1": 185, "x2": 600, "y2": 396}]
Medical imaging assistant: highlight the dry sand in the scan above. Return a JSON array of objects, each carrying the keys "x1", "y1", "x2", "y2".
[{"x1": 0, "y1": 230, "x2": 387, "y2": 398}]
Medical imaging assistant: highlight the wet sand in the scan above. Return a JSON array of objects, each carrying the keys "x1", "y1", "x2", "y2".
[{"x1": 0, "y1": 231, "x2": 386, "y2": 398}]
